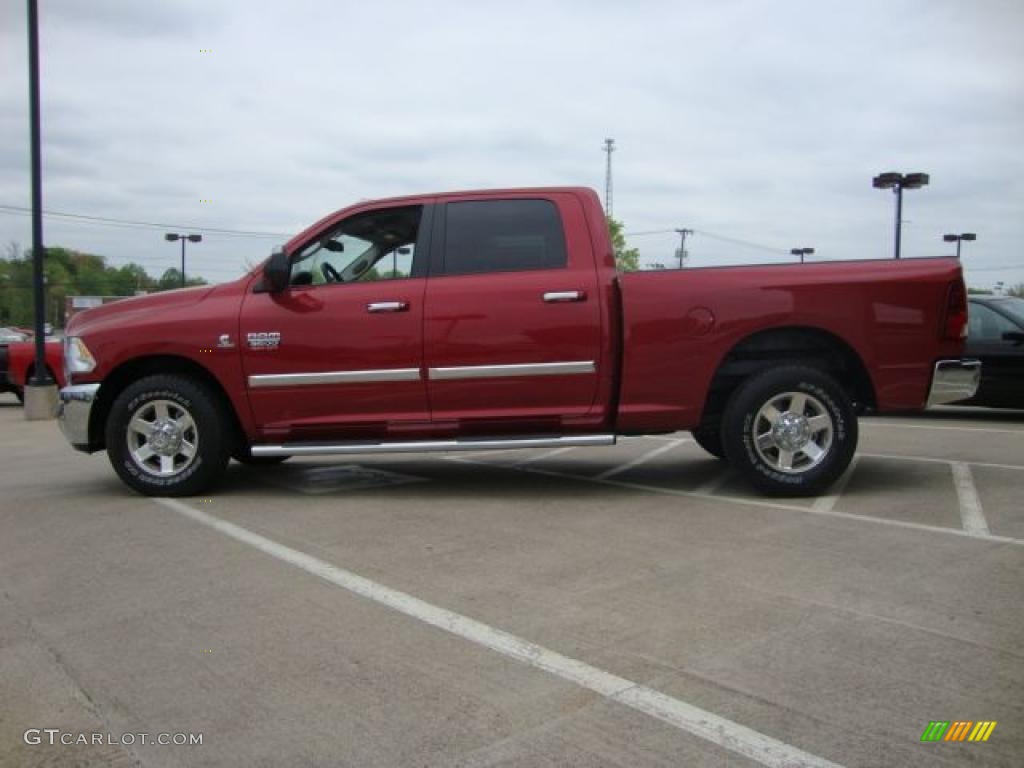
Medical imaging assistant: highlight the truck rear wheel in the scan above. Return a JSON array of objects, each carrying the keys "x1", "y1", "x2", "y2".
[
  {"x1": 721, "y1": 365, "x2": 856, "y2": 496},
  {"x1": 105, "y1": 374, "x2": 230, "y2": 497}
]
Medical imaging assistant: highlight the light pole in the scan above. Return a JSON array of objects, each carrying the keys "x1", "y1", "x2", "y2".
[
  {"x1": 25, "y1": 0, "x2": 57, "y2": 420},
  {"x1": 872, "y1": 171, "x2": 929, "y2": 259},
  {"x1": 942, "y1": 232, "x2": 976, "y2": 259},
  {"x1": 164, "y1": 233, "x2": 202, "y2": 287},
  {"x1": 790, "y1": 247, "x2": 814, "y2": 264},
  {"x1": 674, "y1": 228, "x2": 692, "y2": 268}
]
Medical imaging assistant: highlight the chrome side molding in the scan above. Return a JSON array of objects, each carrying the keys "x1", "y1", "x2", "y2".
[
  {"x1": 248, "y1": 361, "x2": 597, "y2": 388},
  {"x1": 250, "y1": 433, "x2": 616, "y2": 457},
  {"x1": 429, "y1": 361, "x2": 595, "y2": 381},
  {"x1": 248, "y1": 368, "x2": 420, "y2": 388}
]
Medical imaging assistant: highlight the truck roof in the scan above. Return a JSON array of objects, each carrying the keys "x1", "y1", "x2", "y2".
[
  {"x1": 353, "y1": 186, "x2": 598, "y2": 207},
  {"x1": 284, "y1": 187, "x2": 601, "y2": 254}
]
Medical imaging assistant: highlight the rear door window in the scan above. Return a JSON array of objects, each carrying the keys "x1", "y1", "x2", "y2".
[{"x1": 441, "y1": 199, "x2": 567, "y2": 276}]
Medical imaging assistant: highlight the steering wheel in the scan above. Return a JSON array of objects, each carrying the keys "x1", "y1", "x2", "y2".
[{"x1": 321, "y1": 262, "x2": 342, "y2": 283}]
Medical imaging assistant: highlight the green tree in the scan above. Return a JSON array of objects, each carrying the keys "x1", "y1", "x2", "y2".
[
  {"x1": 967, "y1": 287, "x2": 994, "y2": 295},
  {"x1": 1007, "y1": 283, "x2": 1024, "y2": 298},
  {"x1": 0, "y1": 246, "x2": 208, "y2": 328},
  {"x1": 607, "y1": 217, "x2": 640, "y2": 272},
  {"x1": 157, "y1": 268, "x2": 208, "y2": 290}
]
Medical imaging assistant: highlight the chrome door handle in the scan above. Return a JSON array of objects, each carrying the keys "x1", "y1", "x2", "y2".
[
  {"x1": 367, "y1": 301, "x2": 409, "y2": 313},
  {"x1": 543, "y1": 291, "x2": 586, "y2": 303}
]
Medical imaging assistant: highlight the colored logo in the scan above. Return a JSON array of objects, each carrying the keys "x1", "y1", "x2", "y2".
[{"x1": 921, "y1": 721, "x2": 996, "y2": 742}]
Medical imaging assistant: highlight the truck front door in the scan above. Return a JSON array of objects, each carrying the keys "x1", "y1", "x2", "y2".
[
  {"x1": 422, "y1": 194, "x2": 603, "y2": 429},
  {"x1": 239, "y1": 203, "x2": 432, "y2": 442}
]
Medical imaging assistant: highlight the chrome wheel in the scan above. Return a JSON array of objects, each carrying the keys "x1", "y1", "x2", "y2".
[
  {"x1": 752, "y1": 391, "x2": 833, "y2": 474},
  {"x1": 126, "y1": 399, "x2": 199, "y2": 477}
]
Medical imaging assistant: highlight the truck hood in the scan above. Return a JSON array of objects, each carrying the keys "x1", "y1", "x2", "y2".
[{"x1": 66, "y1": 284, "x2": 219, "y2": 336}]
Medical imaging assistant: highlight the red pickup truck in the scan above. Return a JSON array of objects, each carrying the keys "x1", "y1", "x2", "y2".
[
  {"x1": 57, "y1": 187, "x2": 979, "y2": 497},
  {"x1": 1, "y1": 337, "x2": 65, "y2": 401}
]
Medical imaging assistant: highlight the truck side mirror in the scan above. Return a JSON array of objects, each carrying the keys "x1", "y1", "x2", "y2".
[
  {"x1": 262, "y1": 248, "x2": 290, "y2": 293},
  {"x1": 1002, "y1": 331, "x2": 1024, "y2": 346}
]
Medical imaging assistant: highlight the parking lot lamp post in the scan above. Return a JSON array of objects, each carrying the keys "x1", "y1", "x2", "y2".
[
  {"x1": 942, "y1": 232, "x2": 976, "y2": 260},
  {"x1": 790, "y1": 247, "x2": 814, "y2": 264},
  {"x1": 872, "y1": 172, "x2": 929, "y2": 259},
  {"x1": 164, "y1": 233, "x2": 202, "y2": 287}
]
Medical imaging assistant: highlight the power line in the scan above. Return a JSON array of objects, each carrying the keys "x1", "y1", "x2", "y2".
[
  {"x1": 623, "y1": 226, "x2": 788, "y2": 255},
  {"x1": 0, "y1": 205, "x2": 291, "y2": 239},
  {"x1": 623, "y1": 228, "x2": 676, "y2": 237},
  {"x1": 692, "y1": 229, "x2": 789, "y2": 255}
]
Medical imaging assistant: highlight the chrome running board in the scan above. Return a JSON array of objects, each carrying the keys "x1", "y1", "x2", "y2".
[{"x1": 250, "y1": 434, "x2": 616, "y2": 458}]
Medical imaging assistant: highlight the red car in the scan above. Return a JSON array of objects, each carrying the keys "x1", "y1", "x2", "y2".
[
  {"x1": 1, "y1": 337, "x2": 65, "y2": 401},
  {"x1": 56, "y1": 186, "x2": 978, "y2": 497}
]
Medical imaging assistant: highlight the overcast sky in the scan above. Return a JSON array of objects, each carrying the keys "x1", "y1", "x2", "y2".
[{"x1": 1, "y1": 0, "x2": 1022, "y2": 289}]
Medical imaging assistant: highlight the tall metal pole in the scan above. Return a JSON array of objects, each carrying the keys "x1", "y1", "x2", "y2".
[
  {"x1": 27, "y1": 0, "x2": 50, "y2": 386},
  {"x1": 893, "y1": 185, "x2": 903, "y2": 260},
  {"x1": 180, "y1": 238, "x2": 186, "y2": 287},
  {"x1": 603, "y1": 138, "x2": 615, "y2": 217},
  {"x1": 955, "y1": 239, "x2": 962, "y2": 259}
]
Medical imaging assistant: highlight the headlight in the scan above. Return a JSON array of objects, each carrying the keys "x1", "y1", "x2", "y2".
[{"x1": 64, "y1": 336, "x2": 97, "y2": 375}]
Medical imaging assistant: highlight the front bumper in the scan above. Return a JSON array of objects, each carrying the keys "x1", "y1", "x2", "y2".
[
  {"x1": 58, "y1": 383, "x2": 100, "y2": 451},
  {"x1": 927, "y1": 359, "x2": 981, "y2": 406}
]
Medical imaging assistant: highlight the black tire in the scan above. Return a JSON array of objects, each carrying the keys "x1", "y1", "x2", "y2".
[
  {"x1": 691, "y1": 423, "x2": 725, "y2": 460},
  {"x1": 232, "y1": 448, "x2": 290, "y2": 466},
  {"x1": 14, "y1": 387, "x2": 24, "y2": 404},
  {"x1": 721, "y1": 365, "x2": 857, "y2": 497},
  {"x1": 105, "y1": 374, "x2": 230, "y2": 497}
]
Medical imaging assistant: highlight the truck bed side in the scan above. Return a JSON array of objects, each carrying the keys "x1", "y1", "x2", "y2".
[{"x1": 616, "y1": 257, "x2": 965, "y2": 433}]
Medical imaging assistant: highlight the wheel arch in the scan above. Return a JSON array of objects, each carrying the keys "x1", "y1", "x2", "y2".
[
  {"x1": 700, "y1": 326, "x2": 876, "y2": 429},
  {"x1": 89, "y1": 355, "x2": 243, "y2": 452}
]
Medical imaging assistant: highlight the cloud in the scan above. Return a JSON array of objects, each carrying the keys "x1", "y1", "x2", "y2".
[{"x1": 0, "y1": 0, "x2": 1021, "y2": 288}]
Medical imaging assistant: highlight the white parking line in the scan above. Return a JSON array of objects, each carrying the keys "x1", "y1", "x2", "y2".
[
  {"x1": 452, "y1": 457, "x2": 1024, "y2": 548},
  {"x1": 593, "y1": 438, "x2": 689, "y2": 480},
  {"x1": 861, "y1": 452, "x2": 1024, "y2": 471},
  {"x1": 155, "y1": 498, "x2": 843, "y2": 768},
  {"x1": 511, "y1": 446, "x2": 578, "y2": 466},
  {"x1": 862, "y1": 421, "x2": 1024, "y2": 435},
  {"x1": 811, "y1": 457, "x2": 860, "y2": 515},
  {"x1": 951, "y1": 462, "x2": 991, "y2": 536},
  {"x1": 694, "y1": 470, "x2": 731, "y2": 496}
]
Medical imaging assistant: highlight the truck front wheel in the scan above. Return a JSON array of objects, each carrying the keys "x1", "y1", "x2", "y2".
[
  {"x1": 721, "y1": 366, "x2": 856, "y2": 497},
  {"x1": 105, "y1": 374, "x2": 230, "y2": 497}
]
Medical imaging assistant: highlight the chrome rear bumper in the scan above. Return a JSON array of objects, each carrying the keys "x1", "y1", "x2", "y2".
[
  {"x1": 927, "y1": 359, "x2": 981, "y2": 406},
  {"x1": 58, "y1": 383, "x2": 100, "y2": 451}
]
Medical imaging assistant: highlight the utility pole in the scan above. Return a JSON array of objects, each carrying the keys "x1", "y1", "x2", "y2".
[
  {"x1": 603, "y1": 138, "x2": 615, "y2": 217},
  {"x1": 674, "y1": 228, "x2": 693, "y2": 268}
]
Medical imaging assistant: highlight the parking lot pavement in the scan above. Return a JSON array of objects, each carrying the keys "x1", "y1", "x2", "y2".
[{"x1": 1, "y1": 394, "x2": 1022, "y2": 767}]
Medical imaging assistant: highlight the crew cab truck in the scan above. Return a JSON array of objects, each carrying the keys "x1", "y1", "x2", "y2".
[{"x1": 57, "y1": 187, "x2": 979, "y2": 497}]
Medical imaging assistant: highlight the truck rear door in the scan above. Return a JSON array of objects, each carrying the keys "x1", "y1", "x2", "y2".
[{"x1": 422, "y1": 193, "x2": 602, "y2": 428}]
